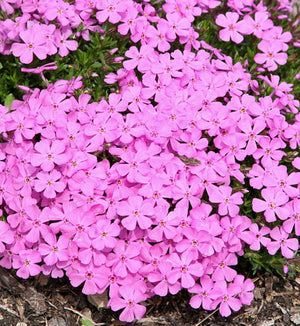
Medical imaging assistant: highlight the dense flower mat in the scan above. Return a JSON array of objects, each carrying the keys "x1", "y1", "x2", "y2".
[{"x1": 0, "y1": 0, "x2": 300, "y2": 322}]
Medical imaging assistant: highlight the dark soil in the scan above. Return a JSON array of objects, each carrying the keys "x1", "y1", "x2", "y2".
[{"x1": 0, "y1": 266, "x2": 300, "y2": 326}]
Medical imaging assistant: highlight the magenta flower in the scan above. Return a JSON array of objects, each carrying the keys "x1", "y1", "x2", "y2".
[
  {"x1": 238, "y1": 117, "x2": 266, "y2": 155},
  {"x1": 283, "y1": 199, "x2": 300, "y2": 236},
  {"x1": 212, "y1": 280, "x2": 242, "y2": 317},
  {"x1": 252, "y1": 188, "x2": 290, "y2": 222},
  {"x1": 20, "y1": 206, "x2": 52, "y2": 244},
  {"x1": 147, "y1": 19, "x2": 171, "y2": 52},
  {"x1": 106, "y1": 241, "x2": 142, "y2": 278},
  {"x1": 173, "y1": 129, "x2": 208, "y2": 158},
  {"x1": 207, "y1": 185, "x2": 243, "y2": 217},
  {"x1": 0, "y1": 221, "x2": 14, "y2": 253},
  {"x1": 123, "y1": 45, "x2": 154, "y2": 72},
  {"x1": 215, "y1": 12, "x2": 244, "y2": 44},
  {"x1": 116, "y1": 149, "x2": 150, "y2": 183},
  {"x1": 69, "y1": 263, "x2": 109, "y2": 295},
  {"x1": 233, "y1": 275, "x2": 254, "y2": 305},
  {"x1": 176, "y1": 227, "x2": 211, "y2": 260},
  {"x1": 239, "y1": 12, "x2": 273, "y2": 38},
  {"x1": 220, "y1": 215, "x2": 254, "y2": 252},
  {"x1": 54, "y1": 28, "x2": 78, "y2": 57},
  {"x1": 166, "y1": 12, "x2": 190, "y2": 39},
  {"x1": 0, "y1": 0, "x2": 16, "y2": 14},
  {"x1": 13, "y1": 249, "x2": 41, "y2": 279},
  {"x1": 189, "y1": 275, "x2": 221, "y2": 310},
  {"x1": 12, "y1": 26, "x2": 48, "y2": 64},
  {"x1": 109, "y1": 286, "x2": 147, "y2": 322},
  {"x1": 263, "y1": 165, "x2": 300, "y2": 198},
  {"x1": 39, "y1": 234, "x2": 69, "y2": 266},
  {"x1": 31, "y1": 139, "x2": 69, "y2": 172},
  {"x1": 212, "y1": 250, "x2": 238, "y2": 282},
  {"x1": 96, "y1": 0, "x2": 127, "y2": 24},
  {"x1": 167, "y1": 252, "x2": 204, "y2": 289},
  {"x1": 84, "y1": 113, "x2": 120, "y2": 152},
  {"x1": 34, "y1": 169, "x2": 66, "y2": 198},
  {"x1": 254, "y1": 41, "x2": 288, "y2": 71},
  {"x1": 44, "y1": 0, "x2": 71, "y2": 26},
  {"x1": 267, "y1": 227, "x2": 298, "y2": 258},
  {"x1": 253, "y1": 136, "x2": 285, "y2": 165},
  {"x1": 148, "y1": 260, "x2": 181, "y2": 296},
  {"x1": 117, "y1": 196, "x2": 154, "y2": 230},
  {"x1": 263, "y1": 26, "x2": 292, "y2": 51},
  {"x1": 293, "y1": 157, "x2": 300, "y2": 170},
  {"x1": 5, "y1": 111, "x2": 35, "y2": 143},
  {"x1": 248, "y1": 224, "x2": 271, "y2": 251},
  {"x1": 90, "y1": 220, "x2": 120, "y2": 250},
  {"x1": 148, "y1": 205, "x2": 179, "y2": 242},
  {"x1": 152, "y1": 52, "x2": 184, "y2": 85}
]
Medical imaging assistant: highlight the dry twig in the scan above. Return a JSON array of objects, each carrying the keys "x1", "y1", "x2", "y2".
[
  {"x1": 194, "y1": 307, "x2": 219, "y2": 326},
  {"x1": 64, "y1": 306, "x2": 106, "y2": 325}
]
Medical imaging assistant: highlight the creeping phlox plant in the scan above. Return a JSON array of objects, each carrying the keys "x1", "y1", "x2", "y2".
[{"x1": 0, "y1": 0, "x2": 300, "y2": 323}]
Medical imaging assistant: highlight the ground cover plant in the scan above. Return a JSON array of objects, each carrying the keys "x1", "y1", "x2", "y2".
[{"x1": 0, "y1": 0, "x2": 300, "y2": 323}]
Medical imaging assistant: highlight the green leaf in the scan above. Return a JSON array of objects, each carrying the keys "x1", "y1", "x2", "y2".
[
  {"x1": 81, "y1": 317, "x2": 95, "y2": 326},
  {"x1": 4, "y1": 93, "x2": 15, "y2": 108},
  {"x1": 91, "y1": 62, "x2": 102, "y2": 69},
  {"x1": 0, "y1": 62, "x2": 2, "y2": 70}
]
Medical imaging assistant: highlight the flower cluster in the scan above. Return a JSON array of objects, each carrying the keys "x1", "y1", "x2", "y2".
[
  {"x1": 215, "y1": 1, "x2": 297, "y2": 71},
  {"x1": 0, "y1": 0, "x2": 299, "y2": 323}
]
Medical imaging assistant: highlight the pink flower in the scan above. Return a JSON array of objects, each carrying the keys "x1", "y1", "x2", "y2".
[
  {"x1": 0, "y1": 221, "x2": 14, "y2": 253},
  {"x1": 283, "y1": 199, "x2": 300, "y2": 236},
  {"x1": 20, "y1": 206, "x2": 51, "y2": 244},
  {"x1": 166, "y1": 12, "x2": 191, "y2": 39},
  {"x1": 212, "y1": 250, "x2": 238, "y2": 282},
  {"x1": 212, "y1": 280, "x2": 242, "y2": 317},
  {"x1": 31, "y1": 139, "x2": 69, "y2": 172},
  {"x1": 215, "y1": 12, "x2": 244, "y2": 44},
  {"x1": 90, "y1": 220, "x2": 120, "y2": 250},
  {"x1": 207, "y1": 185, "x2": 243, "y2": 217},
  {"x1": 152, "y1": 52, "x2": 184, "y2": 85},
  {"x1": 254, "y1": 41, "x2": 288, "y2": 71},
  {"x1": 123, "y1": 45, "x2": 154, "y2": 72},
  {"x1": 189, "y1": 275, "x2": 221, "y2": 310},
  {"x1": 293, "y1": 157, "x2": 300, "y2": 170},
  {"x1": 253, "y1": 136, "x2": 285, "y2": 165},
  {"x1": 34, "y1": 169, "x2": 66, "y2": 199},
  {"x1": 54, "y1": 28, "x2": 78, "y2": 57},
  {"x1": 233, "y1": 275, "x2": 254, "y2": 305},
  {"x1": 263, "y1": 165, "x2": 300, "y2": 198},
  {"x1": 252, "y1": 188, "x2": 290, "y2": 222},
  {"x1": 106, "y1": 241, "x2": 142, "y2": 278},
  {"x1": 39, "y1": 234, "x2": 69, "y2": 266},
  {"x1": 148, "y1": 261, "x2": 181, "y2": 296},
  {"x1": 69, "y1": 263, "x2": 109, "y2": 295},
  {"x1": 147, "y1": 19, "x2": 171, "y2": 52},
  {"x1": 267, "y1": 227, "x2": 298, "y2": 258},
  {"x1": 263, "y1": 26, "x2": 292, "y2": 51},
  {"x1": 44, "y1": 0, "x2": 72, "y2": 26},
  {"x1": 248, "y1": 224, "x2": 271, "y2": 251},
  {"x1": 5, "y1": 111, "x2": 35, "y2": 143},
  {"x1": 12, "y1": 26, "x2": 48, "y2": 64},
  {"x1": 13, "y1": 249, "x2": 41, "y2": 279},
  {"x1": 117, "y1": 195, "x2": 154, "y2": 230},
  {"x1": 96, "y1": 0, "x2": 127, "y2": 24},
  {"x1": 167, "y1": 252, "x2": 204, "y2": 289},
  {"x1": 238, "y1": 118, "x2": 266, "y2": 155},
  {"x1": 0, "y1": 0, "x2": 16, "y2": 15},
  {"x1": 109, "y1": 286, "x2": 147, "y2": 322},
  {"x1": 239, "y1": 12, "x2": 273, "y2": 38}
]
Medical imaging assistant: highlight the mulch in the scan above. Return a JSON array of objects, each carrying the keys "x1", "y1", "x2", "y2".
[{"x1": 0, "y1": 266, "x2": 300, "y2": 326}]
